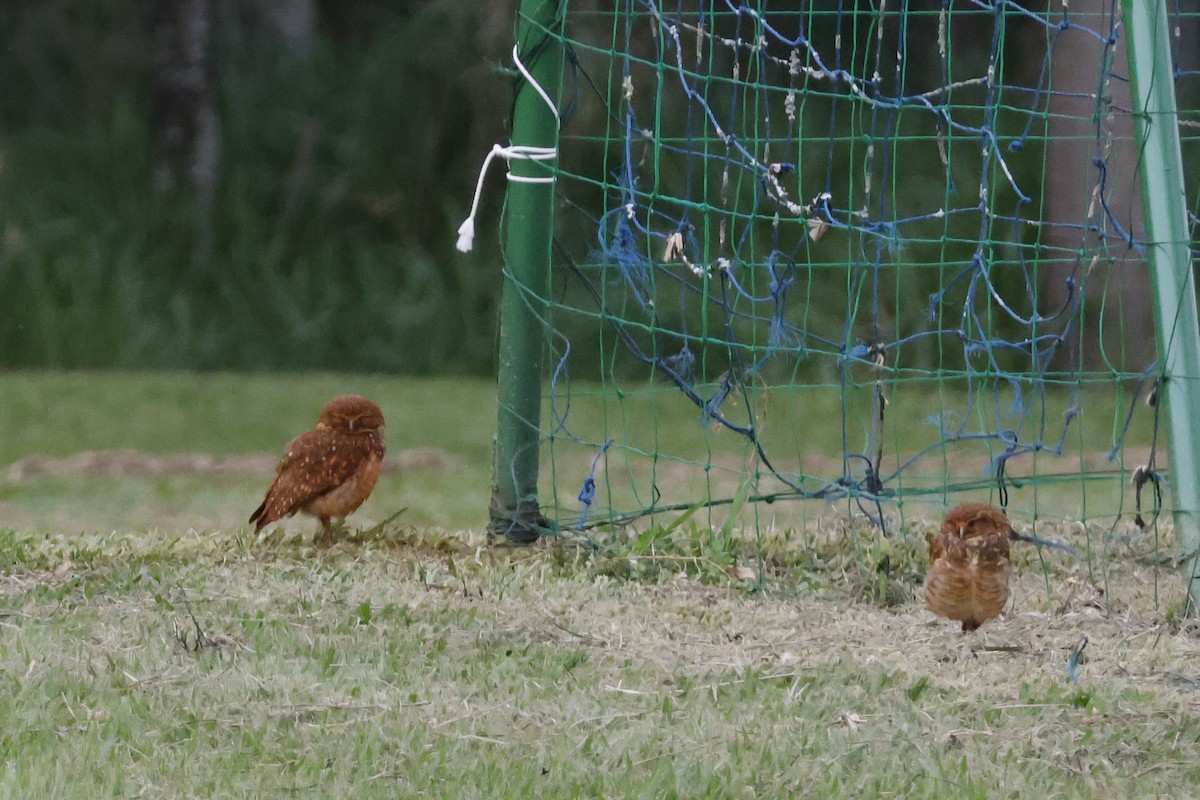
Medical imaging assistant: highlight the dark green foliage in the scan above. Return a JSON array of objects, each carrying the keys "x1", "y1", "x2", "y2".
[{"x1": 0, "y1": 0, "x2": 516, "y2": 373}]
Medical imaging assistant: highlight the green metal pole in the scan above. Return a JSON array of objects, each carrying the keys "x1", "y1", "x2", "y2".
[
  {"x1": 1122, "y1": 0, "x2": 1200, "y2": 612},
  {"x1": 489, "y1": 0, "x2": 564, "y2": 544}
]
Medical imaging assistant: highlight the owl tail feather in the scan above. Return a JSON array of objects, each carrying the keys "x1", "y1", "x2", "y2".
[{"x1": 249, "y1": 501, "x2": 268, "y2": 532}]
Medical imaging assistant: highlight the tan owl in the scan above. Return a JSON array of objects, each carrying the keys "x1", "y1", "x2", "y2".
[
  {"x1": 924, "y1": 502, "x2": 1013, "y2": 632},
  {"x1": 250, "y1": 395, "x2": 386, "y2": 540}
]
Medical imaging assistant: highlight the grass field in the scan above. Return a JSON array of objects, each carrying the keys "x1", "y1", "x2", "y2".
[{"x1": 1, "y1": 372, "x2": 1198, "y2": 797}]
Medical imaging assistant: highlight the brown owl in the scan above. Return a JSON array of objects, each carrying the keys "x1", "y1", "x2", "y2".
[
  {"x1": 924, "y1": 502, "x2": 1013, "y2": 632},
  {"x1": 250, "y1": 395, "x2": 386, "y2": 540}
]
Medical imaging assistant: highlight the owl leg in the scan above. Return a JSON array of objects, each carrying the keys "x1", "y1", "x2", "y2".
[
  {"x1": 316, "y1": 516, "x2": 333, "y2": 542},
  {"x1": 961, "y1": 619, "x2": 980, "y2": 633}
]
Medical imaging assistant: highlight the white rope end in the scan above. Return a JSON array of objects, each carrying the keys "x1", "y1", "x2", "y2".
[{"x1": 455, "y1": 218, "x2": 476, "y2": 253}]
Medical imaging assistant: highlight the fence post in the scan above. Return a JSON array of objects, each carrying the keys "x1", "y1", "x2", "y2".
[
  {"x1": 489, "y1": 0, "x2": 564, "y2": 544},
  {"x1": 1122, "y1": 0, "x2": 1200, "y2": 612}
]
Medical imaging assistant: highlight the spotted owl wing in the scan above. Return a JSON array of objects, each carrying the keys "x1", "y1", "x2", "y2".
[
  {"x1": 250, "y1": 429, "x2": 374, "y2": 530},
  {"x1": 977, "y1": 525, "x2": 1012, "y2": 566}
]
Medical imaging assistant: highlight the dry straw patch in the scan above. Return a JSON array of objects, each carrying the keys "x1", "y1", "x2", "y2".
[{"x1": 1, "y1": 512, "x2": 1198, "y2": 796}]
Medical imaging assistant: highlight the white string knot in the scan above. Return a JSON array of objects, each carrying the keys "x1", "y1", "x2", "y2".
[
  {"x1": 456, "y1": 144, "x2": 557, "y2": 252},
  {"x1": 456, "y1": 45, "x2": 561, "y2": 254}
]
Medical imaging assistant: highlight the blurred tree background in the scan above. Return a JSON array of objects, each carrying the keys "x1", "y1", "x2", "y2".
[{"x1": 0, "y1": 0, "x2": 517, "y2": 373}]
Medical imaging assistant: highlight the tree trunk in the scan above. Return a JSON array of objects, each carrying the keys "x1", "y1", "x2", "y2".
[
  {"x1": 152, "y1": 0, "x2": 220, "y2": 197},
  {"x1": 1041, "y1": 2, "x2": 1153, "y2": 371},
  {"x1": 153, "y1": 0, "x2": 221, "y2": 273},
  {"x1": 252, "y1": 0, "x2": 316, "y2": 58}
]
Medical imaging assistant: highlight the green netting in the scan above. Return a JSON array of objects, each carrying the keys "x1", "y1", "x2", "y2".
[{"x1": 484, "y1": 0, "x2": 1200, "y2": 595}]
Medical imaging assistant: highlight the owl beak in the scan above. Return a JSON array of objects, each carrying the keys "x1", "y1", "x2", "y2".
[{"x1": 348, "y1": 419, "x2": 356, "y2": 432}]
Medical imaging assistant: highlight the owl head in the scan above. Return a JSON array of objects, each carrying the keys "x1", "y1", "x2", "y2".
[
  {"x1": 941, "y1": 502, "x2": 1010, "y2": 540},
  {"x1": 316, "y1": 395, "x2": 385, "y2": 433}
]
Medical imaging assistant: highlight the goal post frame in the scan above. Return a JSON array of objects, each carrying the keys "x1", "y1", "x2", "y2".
[
  {"x1": 489, "y1": 0, "x2": 565, "y2": 545},
  {"x1": 1122, "y1": 0, "x2": 1200, "y2": 612}
]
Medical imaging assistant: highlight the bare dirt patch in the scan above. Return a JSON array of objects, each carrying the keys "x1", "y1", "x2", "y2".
[{"x1": 1, "y1": 447, "x2": 449, "y2": 482}]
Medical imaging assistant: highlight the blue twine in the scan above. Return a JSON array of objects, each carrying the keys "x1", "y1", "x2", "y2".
[
  {"x1": 577, "y1": 439, "x2": 614, "y2": 528},
  {"x1": 704, "y1": 373, "x2": 734, "y2": 423},
  {"x1": 597, "y1": 211, "x2": 653, "y2": 310},
  {"x1": 1109, "y1": 363, "x2": 1160, "y2": 462},
  {"x1": 664, "y1": 344, "x2": 696, "y2": 387},
  {"x1": 766, "y1": 252, "x2": 799, "y2": 352}
]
